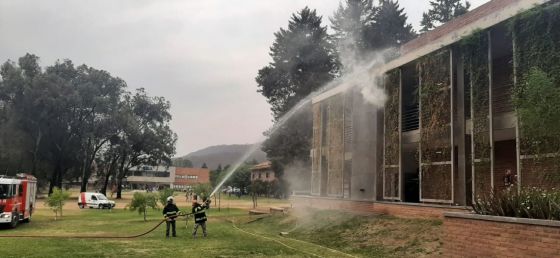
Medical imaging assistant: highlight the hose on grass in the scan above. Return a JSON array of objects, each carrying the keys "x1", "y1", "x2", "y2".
[
  {"x1": 229, "y1": 216, "x2": 357, "y2": 258},
  {"x1": 0, "y1": 211, "x2": 196, "y2": 239}
]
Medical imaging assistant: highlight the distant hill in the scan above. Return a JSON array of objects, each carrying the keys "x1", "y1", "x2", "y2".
[{"x1": 175, "y1": 144, "x2": 267, "y2": 170}]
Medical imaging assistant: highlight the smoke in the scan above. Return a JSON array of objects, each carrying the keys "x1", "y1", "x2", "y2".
[{"x1": 211, "y1": 8, "x2": 398, "y2": 198}]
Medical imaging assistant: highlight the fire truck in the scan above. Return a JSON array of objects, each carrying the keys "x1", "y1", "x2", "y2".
[{"x1": 0, "y1": 174, "x2": 37, "y2": 228}]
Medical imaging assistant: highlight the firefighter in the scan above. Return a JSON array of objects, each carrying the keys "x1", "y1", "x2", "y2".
[
  {"x1": 163, "y1": 196, "x2": 179, "y2": 238},
  {"x1": 192, "y1": 195, "x2": 210, "y2": 238}
]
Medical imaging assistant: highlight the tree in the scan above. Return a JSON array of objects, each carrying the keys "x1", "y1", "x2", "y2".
[
  {"x1": 114, "y1": 89, "x2": 177, "y2": 199},
  {"x1": 369, "y1": 0, "x2": 415, "y2": 50},
  {"x1": 330, "y1": 0, "x2": 376, "y2": 59},
  {"x1": 127, "y1": 192, "x2": 159, "y2": 221},
  {"x1": 420, "y1": 0, "x2": 470, "y2": 32},
  {"x1": 210, "y1": 165, "x2": 223, "y2": 187},
  {"x1": 45, "y1": 187, "x2": 70, "y2": 220},
  {"x1": 256, "y1": 7, "x2": 338, "y2": 180},
  {"x1": 230, "y1": 164, "x2": 252, "y2": 194},
  {"x1": 0, "y1": 54, "x2": 176, "y2": 195},
  {"x1": 158, "y1": 188, "x2": 175, "y2": 206},
  {"x1": 249, "y1": 180, "x2": 266, "y2": 208},
  {"x1": 330, "y1": 0, "x2": 415, "y2": 62},
  {"x1": 173, "y1": 157, "x2": 193, "y2": 168},
  {"x1": 192, "y1": 183, "x2": 212, "y2": 199},
  {"x1": 201, "y1": 163, "x2": 208, "y2": 169}
]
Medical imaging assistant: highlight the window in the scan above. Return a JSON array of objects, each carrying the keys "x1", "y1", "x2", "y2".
[
  {"x1": 91, "y1": 195, "x2": 98, "y2": 201},
  {"x1": 18, "y1": 184, "x2": 23, "y2": 196},
  {"x1": 266, "y1": 172, "x2": 269, "y2": 178},
  {"x1": 258, "y1": 173, "x2": 261, "y2": 179},
  {"x1": 0, "y1": 184, "x2": 13, "y2": 199}
]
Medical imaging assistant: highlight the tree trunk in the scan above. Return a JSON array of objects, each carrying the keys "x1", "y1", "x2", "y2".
[
  {"x1": 116, "y1": 154, "x2": 127, "y2": 199},
  {"x1": 30, "y1": 129, "x2": 42, "y2": 175},
  {"x1": 143, "y1": 209, "x2": 146, "y2": 221},
  {"x1": 48, "y1": 162, "x2": 61, "y2": 195},
  {"x1": 101, "y1": 156, "x2": 119, "y2": 195}
]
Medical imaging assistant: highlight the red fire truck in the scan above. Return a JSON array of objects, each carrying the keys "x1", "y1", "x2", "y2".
[{"x1": 0, "y1": 174, "x2": 37, "y2": 228}]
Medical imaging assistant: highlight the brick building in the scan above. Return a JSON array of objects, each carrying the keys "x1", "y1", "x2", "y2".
[
  {"x1": 304, "y1": 0, "x2": 560, "y2": 210},
  {"x1": 251, "y1": 161, "x2": 276, "y2": 182},
  {"x1": 172, "y1": 167, "x2": 210, "y2": 191}
]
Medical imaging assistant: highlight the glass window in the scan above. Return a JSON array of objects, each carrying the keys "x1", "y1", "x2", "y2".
[
  {"x1": 96, "y1": 194, "x2": 107, "y2": 200},
  {"x1": 266, "y1": 173, "x2": 269, "y2": 178},
  {"x1": 91, "y1": 195, "x2": 98, "y2": 201},
  {"x1": 18, "y1": 184, "x2": 23, "y2": 196},
  {"x1": 0, "y1": 184, "x2": 12, "y2": 199}
]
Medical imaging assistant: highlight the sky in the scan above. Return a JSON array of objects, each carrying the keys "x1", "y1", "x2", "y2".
[{"x1": 0, "y1": 0, "x2": 488, "y2": 157}]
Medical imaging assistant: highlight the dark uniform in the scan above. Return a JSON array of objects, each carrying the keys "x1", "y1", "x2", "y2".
[
  {"x1": 192, "y1": 200, "x2": 208, "y2": 238},
  {"x1": 163, "y1": 201, "x2": 179, "y2": 237}
]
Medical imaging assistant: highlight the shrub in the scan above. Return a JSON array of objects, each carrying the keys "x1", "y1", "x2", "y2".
[
  {"x1": 45, "y1": 187, "x2": 71, "y2": 220},
  {"x1": 127, "y1": 192, "x2": 159, "y2": 221},
  {"x1": 472, "y1": 187, "x2": 560, "y2": 220},
  {"x1": 158, "y1": 188, "x2": 175, "y2": 206}
]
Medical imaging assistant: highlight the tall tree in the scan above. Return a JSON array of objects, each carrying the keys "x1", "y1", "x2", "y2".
[
  {"x1": 330, "y1": 0, "x2": 415, "y2": 66},
  {"x1": 369, "y1": 0, "x2": 415, "y2": 50},
  {"x1": 420, "y1": 0, "x2": 470, "y2": 32},
  {"x1": 256, "y1": 7, "x2": 338, "y2": 179},
  {"x1": 0, "y1": 54, "x2": 176, "y2": 195},
  {"x1": 330, "y1": 0, "x2": 377, "y2": 57},
  {"x1": 114, "y1": 89, "x2": 177, "y2": 198}
]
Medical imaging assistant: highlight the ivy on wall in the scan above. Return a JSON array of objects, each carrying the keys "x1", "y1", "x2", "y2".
[
  {"x1": 418, "y1": 49, "x2": 452, "y2": 201},
  {"x1": 461, "y1": 30, "x2": 492, "y2": 197},
  {"x1": 510, "y1": 3, "x2": 560, "y2": 187},
  {"x1": 383, "y1": 69, "x2": 400, "y2": 198}
]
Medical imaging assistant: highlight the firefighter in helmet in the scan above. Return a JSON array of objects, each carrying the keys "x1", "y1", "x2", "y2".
[
  {"x1": 163, "y1": 196, "x2": 179, "y2": 238},
  {"x1": 192, "y1": 195, "x2": 210, "y2": 238}
]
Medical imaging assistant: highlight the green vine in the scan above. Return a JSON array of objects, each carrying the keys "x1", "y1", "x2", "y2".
[
  {"x1": 418, "y1": 49, "x2": 452, "y2": 200},
  {"x1": 510, "y1": 3, "x2": 560, "y2": 187},
  {"x1": 384, "y1": 69, "x2": 400, "y2": 198},
  {"x1": 461, "y1": 30, "x2": 492, "y2": 196}
]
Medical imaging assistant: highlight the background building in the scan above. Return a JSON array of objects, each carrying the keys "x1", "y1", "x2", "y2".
[
  {"x1": 126, "y1": 165, "x2": 175, "y2": 190},
  {"x1": 251, "y1": 161, "x2": 276, "y2": 182},
  {"x1": 172, "y1": 167, "x2": 210, "y2": 191}
]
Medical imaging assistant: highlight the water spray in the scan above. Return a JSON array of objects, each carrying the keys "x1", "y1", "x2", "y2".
[{"x1": 209, "y1": 48, "x2": 396, "y2": 198}]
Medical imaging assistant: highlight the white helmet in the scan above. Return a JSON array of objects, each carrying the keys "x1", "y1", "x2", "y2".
[{"x1": 167, "y1": 196, "x2": 174, "y2": 203}]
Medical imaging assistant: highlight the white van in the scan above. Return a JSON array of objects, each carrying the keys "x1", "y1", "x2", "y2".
[{"x1": 78, "y1": 192, "x2": 116, "y2": 209}]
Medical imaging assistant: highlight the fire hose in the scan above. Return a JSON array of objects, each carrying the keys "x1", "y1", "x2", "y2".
[{"x1": 0, "y1": 211, "x2": 197, "y2": 239}]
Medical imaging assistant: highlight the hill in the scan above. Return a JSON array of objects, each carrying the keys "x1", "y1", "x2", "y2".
[{"x1": 175, "y1": 144, "x2": 267, "y2": 170}]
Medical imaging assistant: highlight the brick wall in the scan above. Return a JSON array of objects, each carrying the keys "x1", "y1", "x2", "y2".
[
  {"x1": 444, "y1": 213, "x2": 560, "y2": 258},
  {"x1": 291, "y1": 195, "x2": 466, "y2": 219},
  {"x1": 174, "y1": 167, "x2": 210, "y2": 186}
]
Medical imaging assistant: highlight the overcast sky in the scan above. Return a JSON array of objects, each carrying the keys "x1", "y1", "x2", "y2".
[{"x1": 0, "y1": 0, "x2": 488, "y2": 156}]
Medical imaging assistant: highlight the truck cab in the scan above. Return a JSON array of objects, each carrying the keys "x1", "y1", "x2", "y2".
[
  {"x1": 0, "y1": 174, "x2": 37, "y2": 228},
  {"x1": 78, "y1": 192, "x2": 116, "y2": 209}
]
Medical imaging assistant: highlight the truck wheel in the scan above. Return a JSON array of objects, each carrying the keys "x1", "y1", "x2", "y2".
[
  {"x1": 79, "y1": 203, "x2": 85, "y2": 209},
  {"x1": 10, "y1": 213, "x2": 19, "y2": 228}
]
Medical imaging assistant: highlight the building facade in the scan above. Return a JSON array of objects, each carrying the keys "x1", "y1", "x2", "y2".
[
  {"x1": 126, "y1": 165, "x2": 176, "y2": 190},
  {"x1": 251, "y1": 161, "x2": 276, "y2": 182},
  {"x1": 172, "y1": 167, "x2": 210, "y2": 190},
  {"x1": 309, "y1": 0, "x2": 560, "y2": 206}
]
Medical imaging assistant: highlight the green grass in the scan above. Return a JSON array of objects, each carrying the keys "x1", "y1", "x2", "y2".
[{"x1": 0, "y1": 202, "x2": 442, "y2": 258}]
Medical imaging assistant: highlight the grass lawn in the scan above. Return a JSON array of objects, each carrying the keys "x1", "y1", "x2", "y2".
[{"x1": 0, "y1": 194, "x2": 442, "y2": 258}]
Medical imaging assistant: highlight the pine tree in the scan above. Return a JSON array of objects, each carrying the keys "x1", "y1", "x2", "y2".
[
  {"x1": 330, "y1": 0, "x2": 377, "y2": 55},
  {"x1": 368, "y1": 0, "x2": 416, "y2": 50},
  {"x1": 420, "y1": 0, "x2": 471, "y2": 32},
  {"x1": 330, "y1": 0, "x2": 415, "y2": 65},
  {"x1": 256, "y1": 7, "x2": 338, "y2": 170}
]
